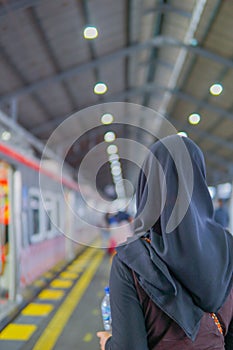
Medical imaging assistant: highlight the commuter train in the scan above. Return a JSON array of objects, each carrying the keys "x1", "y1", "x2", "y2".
[{"x1": 0, "y1": 139, "x2": 101, "y2": 307}]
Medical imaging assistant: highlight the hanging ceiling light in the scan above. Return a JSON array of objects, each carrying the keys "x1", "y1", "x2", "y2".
[
  {"x1": 209, "y1": 83, "x2": 223, "y2": 96},
  {"x1": 83, "y1": 26, "x2": 98, "y2": 39},
  {"x1": 188, "y1": 113, "x2": 201, "y2": 125},
  {"x1": 101, "y1": 113, "x2": 114, "y2": 125},
  {"x1": 94, "y1": 82, "x2": 108, "y2": 95}
]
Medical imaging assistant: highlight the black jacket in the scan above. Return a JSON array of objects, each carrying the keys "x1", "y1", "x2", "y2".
[{"x1": 106, "y1": 255, "x2": 233, "y2": 350}]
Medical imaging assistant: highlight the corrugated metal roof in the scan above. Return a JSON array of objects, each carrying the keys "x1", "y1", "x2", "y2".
[{"x1": 0, "y1": 0, "x2": 232, "y2": 191}]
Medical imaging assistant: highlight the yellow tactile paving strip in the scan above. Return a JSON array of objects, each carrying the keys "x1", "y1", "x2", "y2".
[
  {"x1": 0, "y1": 324, "x2": 37, "y2": 340},
  {"x1": 50, "y1": 279, "x2": 73, "y2": 288},
  {"x1": 51, "y1": 262, "x2": 66, "y2": 272},
  {"x1": 60, "y1": 271, "x2": 78, "y2": 279},
  {"x1": 33, "y1": 280, "x2": 46, "y2": 287},
  {"x1": 67, "y1": 265, "x2": 83, "y2": 273},
  {"x1": 38, "y1": 289, "x2": 65, "y2": 300},
  {"x1": 43, "y1": 272, "x2": 55, "y2": 279},
  {"x1": 22, "y1": 303, "x2": 54, "y2": 316},
  {"x1": 32, "y1": 250, "x2": 104, "y2": 350},
  {"x1": 0, "y1": 245, "x2": 102, "y2": 345},
  {"x1": 83, "y1": 332, "x2": 93, "y2": 342}
]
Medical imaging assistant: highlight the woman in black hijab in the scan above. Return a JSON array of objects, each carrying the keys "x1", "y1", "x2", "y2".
[{"x1": 97, "y1": 135, "x2": 233, "y2": 349}]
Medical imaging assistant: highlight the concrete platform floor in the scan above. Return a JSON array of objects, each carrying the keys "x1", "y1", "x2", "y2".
[{"x1": 0, "y1": 246, "x2": 111, "y2": 350}]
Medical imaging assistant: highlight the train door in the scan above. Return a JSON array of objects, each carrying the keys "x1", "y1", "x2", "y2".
[
  {"x1": 0, "y1": 161, "x2": 20, "y2": 301},
  {"x1": 0, "y1": 161, "x2": 11, "y2": 299},
  {"x1": 64, "y1": 189, "x2": 76, "y2": 261}
]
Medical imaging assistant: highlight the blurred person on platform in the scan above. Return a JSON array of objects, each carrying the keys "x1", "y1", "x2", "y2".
[
  {"x1": 99, "y1": 212, "x2": 111, "y2": 247},
  {"x1": 115, "y1": 209, "x2": 133, "y2": 224},
  {"x1": 214, "y1": 198, "x2": 229, "y2": 228}
]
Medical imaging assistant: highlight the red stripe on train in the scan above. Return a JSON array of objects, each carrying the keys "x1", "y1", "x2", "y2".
[{"x1": 0, "y1": 143, "x2": 78, "y2": 191}]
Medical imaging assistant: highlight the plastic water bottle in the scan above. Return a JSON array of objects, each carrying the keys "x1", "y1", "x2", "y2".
[{"x1": 101, "y1": 286, "x2": 112, "y2": 331}]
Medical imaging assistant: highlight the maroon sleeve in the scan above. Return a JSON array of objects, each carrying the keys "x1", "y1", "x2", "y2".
[
  {"x1": 225, "y1": 319, "x2": 233, "y2": 349},
  {"x1": 217, "y1": 289, "x2": 233, "y2": 349},
  {"x1": 217, "y1": 289, "x2": 233, "y2": 335}
]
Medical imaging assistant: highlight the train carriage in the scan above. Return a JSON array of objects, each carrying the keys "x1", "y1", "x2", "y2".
[{"x1": 0, "y1": 140, "x2": 100, "y2": 318}]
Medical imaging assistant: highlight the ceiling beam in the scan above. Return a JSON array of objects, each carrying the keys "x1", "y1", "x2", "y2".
[
  {"x1": 169, "y1": 117, "x2": 233, "y2": 185},
  {"x1": 168, "y1": 0, "x2": 224, "y2": 132},
  {"x1": 31, "y1": 81, "x2": 233, "y2": 144},
  {"x1": 104, "y1": 82, "x2": 233, "y2": 123},
  {"x1": 1, "y1": 35, "x2": 233, "y2": 103},
  {"x1": 0, "y1": 36, "x2": 170, "y2": 103},
  {"x1": 122, "y1": 0, "x2": 131, "y2": 142},
  {"x1": 124, "y1": 0, "x2": 131, "y2": 96},
  {"x1": 164, "y1": 117, "x2": 233, "y2": 185},
  {"x1": 0, "y1": 43, "x2": 52, "y2": 120},
  {"x1": 18, "y1": 105, "x2": 231, "y2": 187},
  {"x1": 143, "y1": 0, "x2": 165, "y2": 107},
  {"x1": 194, "y1": 54, "x2": 233, "y2": 146},
  {"x1": 0, "y1": 109, "x2": 59, "y2": 161},
  {"x1": 0, "y1": 0, "x2": 40, "y2": 17},
  {"x1": 144, "y1": 4, "x2": 192, "y2": 18},
  {"x1": 168, "y1": 116, "x2": 233, "y2": 152},
  {"x1": 169, "y1": 0, "x2": 222, "y2": 97},
  {"x1": 79, "y1": 0, "x2": 100, "y2": 81},
  {"x1": 28, "y1": 7, "x2": 78, "y2": 110},
  {"x1": 157, "y1": 0, "x2": 207, "y2": 115}
]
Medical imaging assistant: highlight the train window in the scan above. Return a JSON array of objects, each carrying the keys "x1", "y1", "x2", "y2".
[
  {"x1": 44, "y1": 198, "x2": 52, "y2": 232},
  {"x1": 45, "y1": 198, "x2": 53, "y2": 237},
  {"x1": 29, "y1": 189, "x2": 44, "y2": 243},
  {"x1": 44, "y1": 193, "x2": 60, "y2": 238},
  {"x1": 56, "y1": 200, "x2": 60, "y2": 227},
  {"x1": 22, "y1": 186, "x2": 30, "y2": 247},
  {"x1": 31, "y1": 196, "x2": 40, "y2": 235},
  {"x1": 29, "y1": 188, "x2": 63, "y2": 242},
  {"x1": 57, "y1": 195, "x2": 65, "y2": 234},
  {"x1": 45, "y1": 212, "x2": 52, "y2": 232}
]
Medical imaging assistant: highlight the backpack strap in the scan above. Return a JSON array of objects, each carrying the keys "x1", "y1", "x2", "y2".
[{"x1": 210, "y1": 313, "x2": 223, "y2": 335}]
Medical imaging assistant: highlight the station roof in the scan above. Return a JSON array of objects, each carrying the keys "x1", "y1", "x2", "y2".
[{"x1": 0, "y1": 0, "x2": 233, "y2": 195}]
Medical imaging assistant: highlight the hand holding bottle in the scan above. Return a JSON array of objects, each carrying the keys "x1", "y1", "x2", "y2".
[{"x1": 96, "y1": 331, "x2": 111, "y2": 350}]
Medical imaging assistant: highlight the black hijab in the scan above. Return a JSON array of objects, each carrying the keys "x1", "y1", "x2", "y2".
[{"x1": 116, "y1": 135, "x2": 233, "y2": 340}]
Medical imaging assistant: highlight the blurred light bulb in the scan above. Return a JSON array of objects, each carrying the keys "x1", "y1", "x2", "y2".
[
  {"x1": 104, "y1": 131, "x2": 116, "y2": 142},
  {"x1": 111, "y1": 166, "x2": 121, "y2": 176},
  {"x1": 2, "y1": 131, "x2": 11, "y2": 141},
  {"x1": 101, "y1": 113, "x2": 114, "y2": 124},
  {"x1": 110, "y1": 160, "x2": 120, "y2": 168},
  {"x1": 177, "y1": 131, "x2": 188, "y2": 137},
  {"x1": 109, "y1": 153, "x2": 119, "y2": 162},
  {"x1": 209, "y1": 83, "x2": 223, "y2": 96},
  {"x1": 188, "y1": 113, "x2": 201, "y2": 125},
  {"x1": 83, "y1": 26, "x2": 98, "y2": 39},
  {"x1": 94, "y1": 82, "x2": 108, "y2": 95},
  {"x1": 113, "y1": 175, "x2": 122, "y2": 183},
  {"x1": 107, "y1": 144, "x2": 118, "y2": 155}
]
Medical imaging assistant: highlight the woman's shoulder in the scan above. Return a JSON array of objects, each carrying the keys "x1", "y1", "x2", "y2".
[
  {"x1": 220, "y1": 288, "x2": 233, "y2": 311},
  {"x1": 111, "y1": 253, "x2": 129, "y2": 272},
  {"x1": 111, "y1": 253, "x2": 134, "y2": 283}
]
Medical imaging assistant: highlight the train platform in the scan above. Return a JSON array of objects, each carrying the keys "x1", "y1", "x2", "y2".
[{"x1": 0, "y1": 246, "x2": 111, "y2": 350}]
